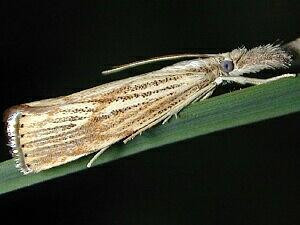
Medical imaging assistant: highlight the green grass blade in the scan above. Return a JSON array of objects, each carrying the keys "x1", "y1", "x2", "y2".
[{"x1": 0, "y1": 76, "x2": 299, "y2": 194}]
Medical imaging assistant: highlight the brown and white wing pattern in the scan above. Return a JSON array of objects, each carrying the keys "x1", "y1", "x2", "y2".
[
  {"x1": 5, "y1": 61, "x2": 215, "y2": 174},
  {"x1": 4, "y1": 43, "x2": 294, "y2": 174}
]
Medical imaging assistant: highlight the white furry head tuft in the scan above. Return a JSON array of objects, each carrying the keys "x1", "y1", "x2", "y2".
[{"x1": 227, "y1": 44, "x2": 292, "y2": 76}]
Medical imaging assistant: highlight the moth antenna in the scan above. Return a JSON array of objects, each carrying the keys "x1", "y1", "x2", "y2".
[{"x1": 101, "y1": 53, "x2": 215, "y2": 75}]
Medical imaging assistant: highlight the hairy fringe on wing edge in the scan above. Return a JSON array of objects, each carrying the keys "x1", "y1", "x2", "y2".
[{"x1": 6, "y1": 111, "x2": 32, "y2": 174}]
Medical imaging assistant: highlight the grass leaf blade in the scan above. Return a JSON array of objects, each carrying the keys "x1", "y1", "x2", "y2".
[{"x1": 0, "y1": 76, "x2": 299, "y2": 195}]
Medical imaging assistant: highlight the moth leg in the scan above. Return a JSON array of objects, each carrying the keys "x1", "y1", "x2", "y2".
[
  {"x1": 162, "y1": 114, "x2": 177, "y2": 125},
  {"x1": 161, "y1": 101, "x2": 191, "y2": 125},
  {"x1": 163, "y1": 83, "x2": 217, "y2": 124},
  {"x1": 200, "y1": 89, "x2": 215, "y2": 100},
  {"x1": 125, "y1": 94, "x2": 192, "y2": 142},
  {"x1": 124, "y1": 83, "x2": 218, "y2": 143},
  {"x1": 87, "y1": 146, "x2": 110, "y2": 168},
  {"x1": 220, "y1": 73, "x2": 296, "y2": 85},
  {"x1": 123, "y1": 113, "x2": 171, "y2": 144},
  {"x1": 191, "y1": 88, "x2": 216, "y2": 104},
  {"x1": 162, "y1": 99, "x2": 197, "y2": 124}
]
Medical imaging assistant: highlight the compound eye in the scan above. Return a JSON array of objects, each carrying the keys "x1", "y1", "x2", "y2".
[{"x1": 220, "y1": 60, "x2": 234, "y2": 72}]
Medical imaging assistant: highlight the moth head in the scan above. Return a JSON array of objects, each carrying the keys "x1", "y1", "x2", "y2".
[{"x1": 219, "y1": 44, "x2": 291, "y2": 76}]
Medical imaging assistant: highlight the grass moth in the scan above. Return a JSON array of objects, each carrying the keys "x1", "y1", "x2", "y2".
[{"x1": 4, "y1": 44, "x2": 295, "y2": 174}]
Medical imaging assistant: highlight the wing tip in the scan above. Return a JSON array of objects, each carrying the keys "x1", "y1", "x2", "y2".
[{"x1": 4, "y1": 108, "x2": 32, "y2": 175}]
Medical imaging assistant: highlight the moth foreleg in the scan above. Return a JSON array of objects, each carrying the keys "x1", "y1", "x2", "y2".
[
  {"x1": 124, "y1": 83, "x2": 218, "y2": 143},
  {"x1": 162, "y1": 114, "x2": 177, "y2": 125},
  {"x1": 191, "y1": 89, "x2": 215, "y2": 104},
  {"x1": 87, "y1": 146, "x2": 110, "y2": 168},
  {"x1": 191, "y1": 86, "x2": 217, "y2": 104},
  {"x1": 162, "y1": 97, "x2": 198, "y2": 124},
  {"x1": 220, "y1": 73, "x2": 296, "y2": 85},
  {"x1": 123, "y1": 113, "x2": 171, "y2": 144},
  {"x1": 163, "y1": 83, "x2": 217, "y2": 124}
]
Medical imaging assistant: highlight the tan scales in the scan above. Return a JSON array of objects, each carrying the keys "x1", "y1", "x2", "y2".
[{"x1": 4, "y1": 44, "x2": 295, "y2": 174}]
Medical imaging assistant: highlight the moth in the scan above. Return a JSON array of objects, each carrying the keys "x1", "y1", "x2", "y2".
[{"x1": 4, "y1": 44, "x2": 295, "y2": 174}]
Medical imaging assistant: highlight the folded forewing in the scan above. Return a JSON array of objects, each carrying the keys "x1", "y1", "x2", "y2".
[{"x1": 6, "y1": 66, "x2": 211, "y2": 173}]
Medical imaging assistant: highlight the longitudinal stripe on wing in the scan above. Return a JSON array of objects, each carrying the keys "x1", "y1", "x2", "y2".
[
  {"x1": 21, "y1": 73, "x2": 197, "y2": 144},
  {"x1": 14, "y1": 71, "x2": 209, "y2": 172}
]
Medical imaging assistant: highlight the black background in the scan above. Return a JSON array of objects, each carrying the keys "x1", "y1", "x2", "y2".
[{"x1": 1, "y1": 1, "x2": 299, "y2": 225}]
